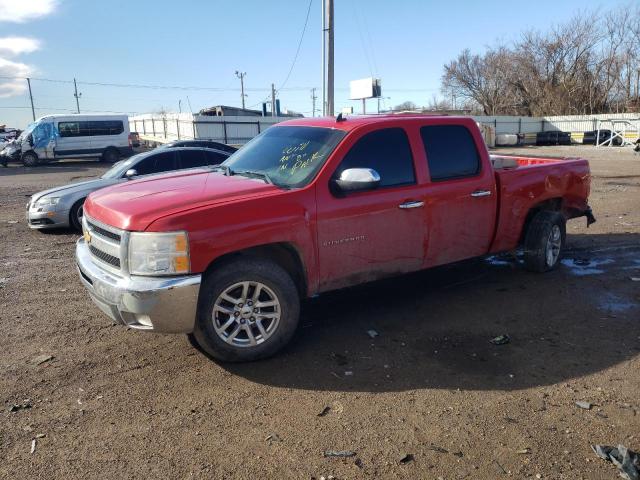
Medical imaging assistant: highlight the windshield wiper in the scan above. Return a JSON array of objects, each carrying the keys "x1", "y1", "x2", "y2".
[{"x1": 234, "y1": 170, "x2": 274, "y2": 185}]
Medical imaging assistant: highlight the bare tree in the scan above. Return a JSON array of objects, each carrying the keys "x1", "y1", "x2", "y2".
[{"x1": 441, "y1": 6, "x2": 640, "y2": 115}]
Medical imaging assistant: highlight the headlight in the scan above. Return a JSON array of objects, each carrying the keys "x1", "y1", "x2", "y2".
[
  {"x1": 128, "y1": 231, "x2": 190, "y2": 276},
  {"x1": 34, "y1": 197, "x2": 60, "y2": 208}
]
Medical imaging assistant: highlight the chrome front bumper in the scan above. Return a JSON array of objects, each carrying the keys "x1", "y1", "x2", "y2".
[{"x1": 75, "y1": 238, "x2": 201, "y2": 333}]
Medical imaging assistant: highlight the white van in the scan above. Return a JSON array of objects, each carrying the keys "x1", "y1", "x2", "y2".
[{"x1": 1, "y1": 114, "x2": 134, "y2": 166}]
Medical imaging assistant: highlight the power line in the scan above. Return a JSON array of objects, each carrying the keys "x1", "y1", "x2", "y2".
[
  {"x1": 277, "y1": 0, "x2": 313, "y2": 94},
  {"x1": 0, "y1": 75, "x2": 312, "y2": 92}
]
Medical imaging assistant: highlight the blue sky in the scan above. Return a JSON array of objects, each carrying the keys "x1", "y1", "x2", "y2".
[{"x1": 0, "y1": 0, "x2": 628, "y2": 127}]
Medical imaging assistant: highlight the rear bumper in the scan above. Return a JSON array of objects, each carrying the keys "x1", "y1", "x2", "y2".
[{"x1": 75, "y1": 238, "x2": 201, "y2": 333}]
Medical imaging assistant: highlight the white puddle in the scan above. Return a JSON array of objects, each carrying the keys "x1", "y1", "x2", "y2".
[
  {"x1": 560, "y1": 258, "x2": 615, "y2": 276},
  {"x1": 598, "y1": 292, "x2": 638, "y2": 313}
]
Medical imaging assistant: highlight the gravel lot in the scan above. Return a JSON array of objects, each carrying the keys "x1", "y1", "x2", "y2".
[{"x1": 1, "y1": 145, "x2": 639, "y2": 479}]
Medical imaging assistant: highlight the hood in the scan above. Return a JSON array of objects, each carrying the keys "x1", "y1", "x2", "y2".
[
  {"x1": 31, "y1": 178, "x2": 119, "y2": 203},
  {"x1": 84, "y1": 169, "x2": 279, "y2": 231}
]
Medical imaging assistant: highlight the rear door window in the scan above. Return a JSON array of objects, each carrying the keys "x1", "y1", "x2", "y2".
[
  {"x1": 178, "y1": 150, "x2": 208, "y2": 169},
  {"x1": 420, "y1": 125, "x2": 480, "y2": 181},
  {"x1": 133, "y1": 151, "x2": 177, "y2": 176},
  {"x1": 335, "y1": 128, "x2": 415, "y2": 187},
  {"x1": 204, "y1": 150, "x2": 228, "y2": 165}
]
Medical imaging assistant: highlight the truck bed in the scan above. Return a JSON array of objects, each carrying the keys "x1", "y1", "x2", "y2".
[{"x1": 488, "y1": 154, "x2": 591, "y2": 253}]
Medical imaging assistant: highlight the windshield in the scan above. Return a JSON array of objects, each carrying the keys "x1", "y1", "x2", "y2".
[
  {"x1": 101, "y1": 155, "x2": 139, "y2": 179},
  {"x1": 16, "y1": 122, "x2": 37, "y2": 143},
  {"x1": 222, "y1": 126, "x2": 346, "y2": 188}
]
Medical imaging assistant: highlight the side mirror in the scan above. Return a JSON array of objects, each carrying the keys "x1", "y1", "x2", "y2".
[
  {"x1": 333, "y1": 168, "x2": 381, "y2": 193},
  {"x1": 125, "y1": 168, "x2": 137, "y2": 179}
]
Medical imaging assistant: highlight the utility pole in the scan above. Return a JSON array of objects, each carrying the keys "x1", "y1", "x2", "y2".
[
  {"x1": 322, "y1": 0, "x2": 334, "y2": 116},
  {"x1": 73, "y1": 78, "x2": 81, "y2": 113},
  {"x1": 178, "y1": 100, "x2": 182, "y2": 113},
  {"x1": 311, "y1": 88, "x2": 317, "y2": 117},
  {"x1": 235, "y1": 71, "x2": 247, "y2": 109},
  {"x1": 271, "y1": 83, "x2": 277, "y2": 117},
  {"x1": 26, "y1": 78, "x2": 35, "y2": 121}
]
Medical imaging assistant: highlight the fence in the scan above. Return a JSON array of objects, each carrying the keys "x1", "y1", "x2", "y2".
[
  {"x1": 129, "y1": 112, "x2": 640, "y2": 147},
  {"x1": 473, "y1": 113, "x2": 640, "y2": 144},
  {"x1": 128, "y1": 113, "x2": 288, "y2": 145}
]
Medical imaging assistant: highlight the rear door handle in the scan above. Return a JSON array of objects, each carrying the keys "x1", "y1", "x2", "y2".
[
  {"x1": 399, "y1": 200, "x2": 424, "y2": 209},
  {"x1": 470, "y1": 190, "x2": 492, "y2": 198}
]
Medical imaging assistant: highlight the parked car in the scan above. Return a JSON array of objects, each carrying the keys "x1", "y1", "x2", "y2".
[
  {"x1": 129, "y1": 131, "x2": 141, "y2": 148},
  {"x1": 0, "y1": 114, "x2": 133, "y2": 167},
  {"x1": 536, "y1": 131, "x2": 572, "y2": 146},
  {"x1": 161, "y1": 139, "x2": 237, "y2": 153},
  {"x1": 76, "y1": 115, "x2": 594, "y2": 362},
  {"x1": 27, "y1": 146, "x2": 231, "y2": 231},
  {"x1": 582, "y1": 129, "x2": 623, "y2": 146}
]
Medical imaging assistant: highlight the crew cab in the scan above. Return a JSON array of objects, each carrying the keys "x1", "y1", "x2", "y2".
[{"x1": 75, "y1": 115, "x2": 594, "y2": 362}]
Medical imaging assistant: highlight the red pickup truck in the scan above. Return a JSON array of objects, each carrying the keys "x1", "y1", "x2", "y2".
[{"x1": 76, "y1": 115, "x2": 594, "y2": 361}]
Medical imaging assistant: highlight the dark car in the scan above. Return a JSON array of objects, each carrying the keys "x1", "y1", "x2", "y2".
[
  {"x1": 582, "y1": 129, "x2": 623, "y2": 146},
  {"x1": 162, "y1": 140, "x2": 237, "y2": 154},
  {"x1": 27, "y1": 146, "x2": 231, "y2": 231}
]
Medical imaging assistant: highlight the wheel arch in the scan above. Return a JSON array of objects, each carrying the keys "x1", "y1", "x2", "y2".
[
  {"x1": 519, "y1": 197, "x2": 563, "y2": 244},
  {"x1": 202, "y1": 242, "x2": 308, "y2": 298}
]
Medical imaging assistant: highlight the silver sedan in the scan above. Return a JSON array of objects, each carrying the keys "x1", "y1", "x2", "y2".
[{"x1": 27, "y1": 147, "x2": 231, "y2": 231}]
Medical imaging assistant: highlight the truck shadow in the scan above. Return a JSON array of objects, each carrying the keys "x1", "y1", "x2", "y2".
[
  {"x1": 219, "y1": 232, "x2": 640, "y2": 392},
  {"x1": 0, "y1": 161, "x2": 104, "y2": 177}
]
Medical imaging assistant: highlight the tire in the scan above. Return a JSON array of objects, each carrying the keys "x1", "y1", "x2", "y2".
[
  {"x1": 523, "y1": 210, "x2": 566, "y2": 272},
  {"x1": 69, "y1": 199, "x2": 85, "y2": 232},
  {"x1": 193, "y1": 257, "x2": 300, "y2": 362},
  {"x1": 22, "y1": 151, "x2": 38, "y2": 167},
  {"x1": 101, "y1": 147, "x2": 120, "y2": 163}
]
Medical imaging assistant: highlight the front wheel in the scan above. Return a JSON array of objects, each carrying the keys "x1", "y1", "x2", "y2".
[
  {"x1": 523, "y1": 210, "x2": 566, "y2": 272},
  {"x1": 22, "y1": 151, "x2": 38, "y2": 167},
  {"x1": 69, "y1": 199, "x2": 85, "y2": 232},
  {"x1": 192, "y1": 258, "x2": 300, "y2": 362}
]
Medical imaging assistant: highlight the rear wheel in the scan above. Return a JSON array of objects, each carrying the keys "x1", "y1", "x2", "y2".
[
  {"x1": 69, "y1": 199, "x2": 85, "y2": 232},
  {"x1": 193, "y1": 258, "x2": 300, "y2": 362},
  {"x1": 523, "y1": 210, "x2": 566, "y2": 272},
  {"x1": 101, "y1": 147, "x2": 120, "y2": 163},
  {"x1": 22, "y1": 151, "x2": 38, "y2": 167}
]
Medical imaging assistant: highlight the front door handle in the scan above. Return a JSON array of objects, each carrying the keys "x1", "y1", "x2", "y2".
[
  {"x1": 399, "y1": 200, "x2": 424, "y2": 209},
  {"x1": 470, "y1": 190, "x2": 492, "y2": 198}
]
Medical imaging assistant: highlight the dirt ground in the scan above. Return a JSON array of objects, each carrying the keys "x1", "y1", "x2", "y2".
[{"x1": 0, "y1": 145, "x2": 639, "y2": 479}]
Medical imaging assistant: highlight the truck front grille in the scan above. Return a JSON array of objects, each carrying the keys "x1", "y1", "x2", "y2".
[
  {"x1": 88, "y1": 244, "x2": 121, "y2": 268},
  {"x1": 84, "y1": 214, "x2": 125, "y2": 274},
  {"x1": 87, "y1": 220, "x2": 121, "y2": 242}
]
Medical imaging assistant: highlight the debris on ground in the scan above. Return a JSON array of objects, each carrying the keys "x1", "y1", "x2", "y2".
[
  {"x1": 0, "y1": 277, "x2": 7, "y2": 288},
  {"x1": 323, "y1": 450, "x2": 356, "y2": 458},
  {"x1": 490, "y1": 334, "x2": 511, "y2": 345},
  {"x1": 573, "y1": 258, "x2": 591, "y2": 266},
  {"x1": 32, "y1": 354, "x2": 54, "y2": 366},
  {"x1": 366, "y1": 329, "x2": 379, "y2": 339},
  {"x1": 399, "y1": 453, "x2": 414, "y2": 464},
  {"x1": 592, "y1": 444, "x2": 640, "y2": 480},
  {"x1": 343, "y1": 371, "x2": 353, "y2": 376},
  {"x1": 30, "y1": 439, "x2": 36, "y2": 454},
  {"x1": 516, "y1": 448, "x2": 531, "y2": 455},
  {"x1": 427, "y1": 445, "x2": 449, "y2": 454},
  {"x1": 264, "y1": 433, "x2": 281, "y2": 442},
  {"x1": 576, "y1": 401, "x2": 593, "y2": 410},
  {"x1": 318, "y1": 406, "x2": 331, "y2": 417},
  {"x1": 8, "y1": 400, "x2": 32, "y2": 412},
  {"x1": 631, "y1": 277, "x2": 640, "y2": 282}
]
